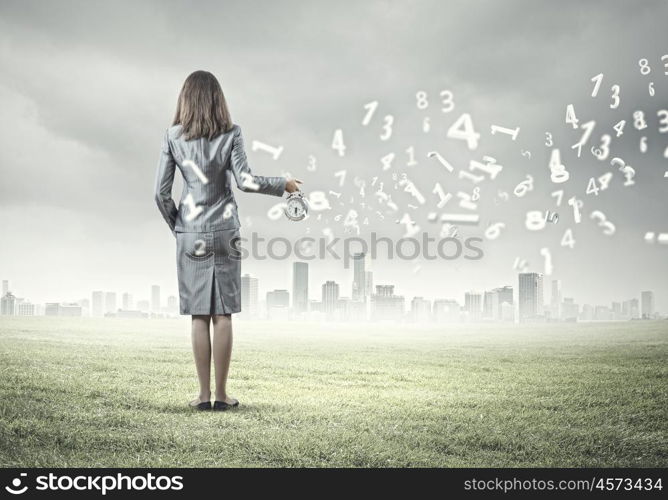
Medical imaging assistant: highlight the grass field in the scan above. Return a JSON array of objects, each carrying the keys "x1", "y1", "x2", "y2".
[{"x1": 0, "y1": 316, "x2": 666, "y2": 467}]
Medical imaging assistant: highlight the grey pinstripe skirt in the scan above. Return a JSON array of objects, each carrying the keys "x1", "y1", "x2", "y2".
[{"x1": 175, "y1": 229, "x2": 241, "y2": 315}]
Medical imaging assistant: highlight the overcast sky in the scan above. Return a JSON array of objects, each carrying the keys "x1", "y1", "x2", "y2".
[{"x1": 0, "y1": 0, "x2": 667, "y2": 311}]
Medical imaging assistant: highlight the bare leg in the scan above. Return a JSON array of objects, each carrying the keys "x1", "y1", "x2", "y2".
[
  {"x1": 212, "y1": 314, "x2": 236, "y2": 404},
  {"x1": 191, "y1": 315, "x2": 212, "y2": 402}
]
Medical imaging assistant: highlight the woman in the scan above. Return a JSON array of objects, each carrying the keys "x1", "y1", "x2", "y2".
[{"x1": 154, "y1": 70, "x2": 301, "y2": 411}]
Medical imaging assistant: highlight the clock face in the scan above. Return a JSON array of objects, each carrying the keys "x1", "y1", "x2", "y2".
[{"x1": 285, "y1": 194, "x2": 308, "y2": 221}]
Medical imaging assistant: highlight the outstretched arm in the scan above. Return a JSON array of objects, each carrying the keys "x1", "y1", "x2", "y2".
[
  {"x1": 154, "y1": 129, "x2": 178, "y2": 235},
  {"x1": 230, "y1": 126, "x2": 287, "y2": 196}
]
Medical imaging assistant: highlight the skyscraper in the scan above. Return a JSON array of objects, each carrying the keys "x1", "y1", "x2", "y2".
[
  {"x1": 641, "y1": 291, "x2": 654, "y2": 319},
  {"x1": 292, "y1": 262, "x2": 309, "y2": 313},
  {"x1": 1, "y1": 292, "x2": 16, "y2": 315},
  {"x1": 492, "y1": 286, "x2": 514, "y2": 320},
  {"x1": 91, "y1": 291, "x2": 104, "y2": 317},
  {"x1": 122, "y1": 292, "x2": 133, "y2": 310},
  {"x1": 365, "y1": 271, "x2": 374, "y2": 298},
  {"x1": 241, "y1": 274, "x2": 259, "y2": 317},
  {"x1": 1, "y1": 280, "x2": 8, "y2": 297},
  {"x1": 105, "y1": 292, "x2": 117, "y2": 315},
  {"x1": 482, "y1": 291, "x2": 494, "y2": 319},
  {"x1": 352, "y1": 252, "x2": 367, "y2": 301},
  {"x1": 518, "y1": 273, "x2": 544, "y2": 322},
  {"x1": 410, "y1": 297, "x2": 431, "y2": 322},
  {"x1": 465, "y1": 291, "x2": 482, "y2": 321},
  {"x1": 322, "y1": 281, "x2": 340, "y2": 314},
  {"x1": 551, "y1": 280, "x2": 562, "y2": 320},
  {"x1": 167, "y1": 295, "x2": 178, "y2": 313},
  {"x1": 151, "y1": 285, "x2": 160, "y2": 313}
]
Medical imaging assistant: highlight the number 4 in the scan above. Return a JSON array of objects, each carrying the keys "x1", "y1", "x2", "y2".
[
  {"x1": 332, "y1": 129, "x2": 346, "y2": 157},
  {"x1": 561, "y1": 228, "x2": 575, "y2": 249},
  {"x1": 586, "y1": 177, "x2": 599, "y2": 196},
  {"x1": 446, "y1": 113, "x2": 480, "y2": 150}
]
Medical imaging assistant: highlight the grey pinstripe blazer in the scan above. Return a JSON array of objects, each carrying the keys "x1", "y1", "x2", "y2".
[{"x1": 154, "y1": 123, "x2": 286, "y2": 234}]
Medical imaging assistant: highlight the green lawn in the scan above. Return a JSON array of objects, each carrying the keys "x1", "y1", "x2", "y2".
[{"x1": 0, "y1": 316, "x2": 666, "y2": 467}]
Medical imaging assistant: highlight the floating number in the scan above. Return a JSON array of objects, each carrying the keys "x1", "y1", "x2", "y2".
[
  {"x1": 639, "y1": 58, "x2": 651, "y2": 75},
  {"x1": 590, "y1": 73, "x2": 603, "y2": 97},
  {"x1": 380, "y1": 115, "x2": 394, "y2": 141},
  {"x1": 561, "y1": 228, "x2": 575, "y2": 249},
  {"x1": 514, "y1": 175, "x2": 534, "y2": 197},
  {"x1": 485, "y1": 222, "x2": 505, "y2": 240},
  {"x1": 332, "y1": 129, "x2": 346, "y2": 156},
  {"x1": 439, "y1": 90, "x2": 455, "y2": 113},
  {"x1": 568, "y1": 196, "x2": 583, "y2": 224},
  {"x1": 416, "y1": 91, "x2": 428, "y2": 109},
  {"x1": 610, "y1": 85, "x2": 620, "y2": 109},
  {"x1": 362, "y1": 101, "x2": 378, "y2": 126},
  {"x1": 658, "y1": 110, "x2": 668, "y2": 133},
  {"x1": 549, "y1": 149, "x2": 569, "y2": 183},
  {"x1": 526, "y1": 210, "x2": 547, "y2": 231},
  {"x1": 565, "y1": 104, "x2": 579, "y2": 129},
  {"x1": 183, "y1": 193, "x2": 203, "y2": 221},
  {"x1": 446, "y1": 113, "x2": 480, "y2": 150},
  {"x1": 591, "y1": 210, "x2": 615, "y2": 236}
]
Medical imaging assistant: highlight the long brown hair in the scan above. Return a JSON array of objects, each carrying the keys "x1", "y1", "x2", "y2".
[{"x1": 172, "y1": 70, "x2": 232, "y2": 140}]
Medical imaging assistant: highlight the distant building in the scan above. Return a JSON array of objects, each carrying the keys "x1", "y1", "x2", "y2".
[
  {"x1": 45, "y1": 302, "x2": 60, "y2": 316},
  {"x1": 518, "y1": 273, "x2": 544, "y2": 322},
  {"x1": 1, "y1": 292, "x2": 16, "y2": 315},
  {"x1": 322, "y1": 281, "x2": 340, "y2": 315},
  {"x1": 580, "y1": 304, "x2": 594, "y2": 321},
  {"x1": 611, "y1": 301, "x2": 622, "y2": 320},
  {"x1": 167, "y1": 295, "x2": 178, "y2": 313},
  {"x1": 492, "y1": 286, "x2": 513, "y2": 321},
  {"x1": 352, "y1": 253, "x2": 367, "y2": 302},
  {"x1": 105, "y1": 292, "x2": 117, "y2": 315},
  {"x1": 628, "y1": 298, "x2": 640, "y2": 319},
  {"x1": 410, "y1": 297, "x2": 431, "y2": 322},
  {"x1": 91, "y1": 291, "x2": 104, "y2": 317},
  {"x1": 594, "y1": 305, "x2": 612, "y2": 321},
  {"x1": 122, "y1": 293, "x2": 134, "y2": 310},
  {"x1": 371, "y1": 285, "x2": 405, "y2": 321},
  {"x1": 60, "y1": 303, "x2": 82, "y2": 317},
  {"x1": 433, "y1": 299, "x2": 460, "y2": 323},
  {"x1": 641, "y1": 291, "x2": 654, "y2": 319},
  {"x1": 17, "y1": 302, "x2": 35, "y2": 316},
  {"x1": 482, "y1": 291, "x2": 494, "y2": 319},
  {"x1": 136, "y1": 300, "x2": 150, "y2": 312},
  {"x1": 267, "y1": 289, "x2": 289, "y2": 308},
  {"x1": 241, "y1": 274, "x2": 259, "y2": 318},
  {"x1": 551, "y1": 280, "x2": 562, "y2": 320},
  {"x1": 45, "y1": 303, "x2": 82, "y2": 317},
  {"x1": 562, "y1": 298, "x2": 578, "y2": 321},
  {"x1": 365, "y1": 271, "x2": 374, "y2": 298},
  {"x1": 292, "y1": 262, "x2": 309, "y2": 313},
  {"x1": 464, "y1": 291, "x2": 482, "y2": 321},
  {"x1": 151, "y1": 285, "x2": 160, "y2": 313},
  {"x1": 2, "y1": 280, "x2": 8, "y2": 297}
]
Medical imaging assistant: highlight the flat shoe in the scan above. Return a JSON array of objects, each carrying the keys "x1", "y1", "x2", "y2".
[
  {"x1": 189, "y1": 398, "x2": 212, "y2": 411},
  {"x1": 213, "y1": 399, "x2": 239, "y2": 411}
]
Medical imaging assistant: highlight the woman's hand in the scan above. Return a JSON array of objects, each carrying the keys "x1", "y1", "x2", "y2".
[{"x1": 285, "y1": 178, "x2": 303, "y2": 194}]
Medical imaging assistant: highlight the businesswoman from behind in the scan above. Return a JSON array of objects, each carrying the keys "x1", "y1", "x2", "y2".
[{"x1": 154, "y1": 70, "x2": 301, "y2": 411}]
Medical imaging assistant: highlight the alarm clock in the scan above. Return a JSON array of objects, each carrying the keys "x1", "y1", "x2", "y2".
[{"x1": 284, "y1": 191, "x2": 308, "y2": 221}]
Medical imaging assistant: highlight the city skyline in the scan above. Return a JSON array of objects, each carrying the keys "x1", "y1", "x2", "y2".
[{"x1": 1, "y1": 255, "x2": 661, "y2": 322}]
